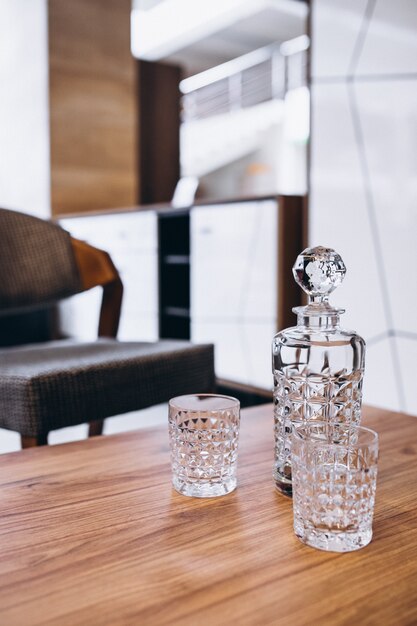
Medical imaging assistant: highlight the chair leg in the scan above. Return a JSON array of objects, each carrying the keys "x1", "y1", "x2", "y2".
[
  {"x1": 21, "y1": 433, "x2": 48, "y2": 448},
  {"x1": 88, "y1": 420, "x2": 104, "y2": 437}
]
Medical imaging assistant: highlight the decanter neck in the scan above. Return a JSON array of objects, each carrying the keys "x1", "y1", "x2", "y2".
[
  {"x1": 293, "y1": 302, "x2": 345, "y2": 330},
  {"x1": 296, "y1": 312, "x2": 341, "y2": 329}
]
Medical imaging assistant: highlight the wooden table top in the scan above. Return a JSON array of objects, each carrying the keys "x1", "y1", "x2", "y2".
[{"x1": 0, "y1": 405, "x2": 416, "y2": 626}]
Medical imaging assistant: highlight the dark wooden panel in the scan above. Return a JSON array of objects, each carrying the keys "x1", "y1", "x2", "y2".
[
  {"x1": 138, "y1": 60, "x2": 181, "y2": 204},
  {"x1": 278, "y1": 194, "x2": 305, "y2": 330}
]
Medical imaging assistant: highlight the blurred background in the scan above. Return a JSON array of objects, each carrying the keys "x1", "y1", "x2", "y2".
[{"x1": 0, "y1": 0, "x2": 416, "y2": 445}]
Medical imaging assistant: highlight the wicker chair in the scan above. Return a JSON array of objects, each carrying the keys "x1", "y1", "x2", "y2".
[{"x1": 0, "y1": 208, "x2": 215, "y2": 448}]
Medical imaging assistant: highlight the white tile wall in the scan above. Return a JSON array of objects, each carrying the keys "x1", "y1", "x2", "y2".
[
  {"x1": 311, "y1": 0, "x2": 367, "y2": 79},
  {"x1": 397, "y1": 337, "x2": 417, "y2": 412},
  {"x1": 311, "y1": 0, "x2": 417, "y2": 415},
  {"x1": 365, "y1": 338, "x2": 401, "y2": 411},
  {"x1": 310, "y1": 82, "x2": 387, "y2": 340},
  {"x1": 355, "y1": 79, "x2": 417, "y2": 334},
  {"x1": 358, "y1": 0, "x2": 417, "y2": 75}
]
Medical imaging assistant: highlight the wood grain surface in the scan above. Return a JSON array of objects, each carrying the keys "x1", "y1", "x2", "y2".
[
  {"x1": 48, "y1": 0, "x2": 137, "y2": 215},
  {"x1": 0, "y1": 405, "x2": 416, "y2": 625}
]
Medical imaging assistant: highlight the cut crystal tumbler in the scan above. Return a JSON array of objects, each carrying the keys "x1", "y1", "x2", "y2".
[
  {"x1": 169, "y1": 394, "x2": 240, "y2": 498},
  {"x1": 292, "y1": 422, "x2": 378, "y2": 552}
]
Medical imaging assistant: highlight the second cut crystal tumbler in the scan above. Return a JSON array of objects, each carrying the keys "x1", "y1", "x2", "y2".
[
  {"x1": 292, "y1": 422, "x2": 379, "y2": 552},
  {"x1": 169, "y1": 394, "x2": 240, "y2": 498}
]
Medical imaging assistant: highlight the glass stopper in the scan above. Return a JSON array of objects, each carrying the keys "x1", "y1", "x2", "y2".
[{"x1": 292, "y1": 246, "x2": 346, "y2": 301}]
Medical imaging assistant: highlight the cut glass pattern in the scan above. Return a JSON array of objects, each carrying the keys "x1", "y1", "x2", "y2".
[
  {"x1": 291, "y1": 425, "x2": 378, "y2": 552},
  {"x1": 272, "y1": 245, "x2": 366, "y2": 495},
  {"x1": 169, "y1": 405, "x2": 240, "y2": 497},
  {"x1": 273, "y1": 370, "x2": 364, "y2": 491}
]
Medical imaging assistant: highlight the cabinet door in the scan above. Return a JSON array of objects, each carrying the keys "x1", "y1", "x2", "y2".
[
  {"x1": 191, "y1": 200, "x2": 278, "y2": 389},
  {"x1": 60, "y1": 212, "x2": 158, "y2": 341}
]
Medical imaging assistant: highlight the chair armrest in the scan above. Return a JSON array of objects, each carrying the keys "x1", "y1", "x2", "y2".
[{"x1": 71, "y1": 237, "x2": 123, "y2": 338}]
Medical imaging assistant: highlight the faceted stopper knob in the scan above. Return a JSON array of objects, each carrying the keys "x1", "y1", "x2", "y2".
[{"x1": 292, "y1": 246, "x2": 346, "y2": 300}]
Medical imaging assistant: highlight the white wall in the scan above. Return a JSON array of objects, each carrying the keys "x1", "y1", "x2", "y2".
[
  {"x1": 0, "y1": 0, "x2": 50, "y2": 217},
  {"x1": 310, "y1": 0, "x2": 417, "y2": 414}
]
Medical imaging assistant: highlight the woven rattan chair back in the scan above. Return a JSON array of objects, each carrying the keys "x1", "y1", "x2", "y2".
[{"x1": 0, "y1": 208, "x2": 83, "y2": 315}]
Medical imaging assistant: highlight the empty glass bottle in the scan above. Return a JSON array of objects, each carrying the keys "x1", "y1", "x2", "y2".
[{"x1": 272, "y1": 246, "x2": 366, "y2": 495}]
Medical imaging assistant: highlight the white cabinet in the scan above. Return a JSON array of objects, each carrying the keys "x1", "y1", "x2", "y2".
[
  {"x1": 191, "y1": 200, "x2": 278, "y2": 389},
  {"x1": 60, "y1": 211, "x2": 158, "y2": 341},
  {"x1": 60, "y1": 198, "x2": 297, "y2": 393}
]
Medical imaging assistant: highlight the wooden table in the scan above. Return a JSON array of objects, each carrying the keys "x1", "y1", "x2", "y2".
[{"x1": 0, "y1": 405, "x2": 416, "y2": 626}]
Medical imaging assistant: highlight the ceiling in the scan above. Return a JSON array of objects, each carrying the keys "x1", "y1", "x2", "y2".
[{"x1": 132, "y1": 0, "x2": 308, "y2": 76}]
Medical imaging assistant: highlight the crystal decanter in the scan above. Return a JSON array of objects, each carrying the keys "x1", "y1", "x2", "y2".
[{"x1": 272, "y1": 246, "x2": 366, "y2": 495}]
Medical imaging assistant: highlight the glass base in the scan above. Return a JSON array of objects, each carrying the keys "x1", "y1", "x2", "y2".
[
  {"x1": 274, "y1": 475, "x2": 292, "y2": 497},
  {"x1": 294, "y1": 520, "x2": 372, "y2": 552},
  {"x1": 173, "y1": 476, "x2": 237, "y2": 498}
]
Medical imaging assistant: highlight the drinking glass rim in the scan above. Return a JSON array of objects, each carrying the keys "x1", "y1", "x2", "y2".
[
  {"x1": 169, "y1": 393, "x2": 240, "y2": 412},
  {"x1": 292, "y1": 422, "x2": 378, "y2": 449}
]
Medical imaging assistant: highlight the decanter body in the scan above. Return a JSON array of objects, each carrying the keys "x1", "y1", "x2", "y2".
[{"x1": 272, "y1": 247, "x2": 366, "y2": 495}]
